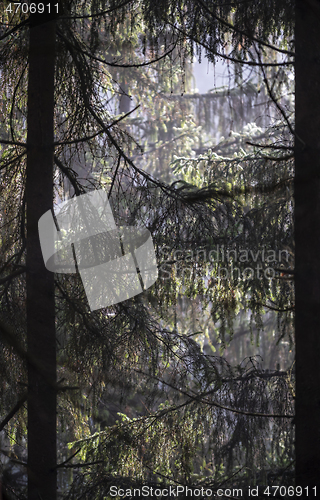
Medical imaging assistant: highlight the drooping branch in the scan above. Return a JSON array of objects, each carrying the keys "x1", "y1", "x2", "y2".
[
  {"x1": 254, "y1": 44, "x2": 299, "y2": 142},
  {"x1": 194, "y1": 0, "x2": 295, "y2": 56},
  {"x1": 136, "y1": 370, "x2": 294, "y2": 419},
  {"x1": 167, "y1": 22, "x2": 294, "y2": 67},
  {"x1": 74, "y1": 42, "x2": 177, "y2": 68},
  {"x1": 54, "y1": 155, "x2": 85, "y2": 196}
]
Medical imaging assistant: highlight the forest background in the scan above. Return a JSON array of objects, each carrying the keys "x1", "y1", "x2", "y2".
[{"x1": 0, "y1": 0, "x2": 317, "y2": 499}]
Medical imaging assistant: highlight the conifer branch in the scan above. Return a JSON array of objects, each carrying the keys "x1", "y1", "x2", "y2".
[
  {"x1": 76, "y1": 44, "x2": 177, "y2": 68},
  {"x1": 0, "y1": 18, "x2": 29, "y2": 41},
  {"x1": 246, "y1": 142, "x2": 294, "y2": 150},
  {"x1": 136, "y1": 370, "x2": 294, "y2": 419},
  {"x1": 55, "y1": 448, "x2": 82, "y2": 468},
  {"x1": 0, "y1": 139, "x2": 27, "y2": 147},
  {"x1": 194, "y1": 0, "x2": 295, "y2": 56},
  {"x1": 54, "y1": 105, "x2": 140, "y2": 146},
  {"x1": 0, "y1": 392, "x2": 27, "y2": 431},
  {"x1": 254, "y1": 45, "x2": 302, "y2": 144},
  {"x1": 167, "y1": 23, "x2": 294, "y2": 67},
  {"x1": 54, "y1": 155, "x2": 85, "y2": 196},
  {"x1": 0, "y1": 267, "x2": 26, "y2": 285},
  {"x1": 58, "y1": 0, "x2": 132, "y2": 20}
]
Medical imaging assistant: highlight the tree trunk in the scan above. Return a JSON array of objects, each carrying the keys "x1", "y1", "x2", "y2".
[
  {"x1": 26, "y1": 9, "x2": 57, "y2": 500},
  {"x1": 295, "y1": 0, "x2": 320, "y2": 489}
]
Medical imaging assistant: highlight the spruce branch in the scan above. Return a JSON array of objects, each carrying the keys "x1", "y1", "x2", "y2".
[
  {"x1": 194, "y1": 0, "x2": 295, "y2": 56},
  {"x1": 0, "y1": 392, "x2": 27, "y2": 431}
]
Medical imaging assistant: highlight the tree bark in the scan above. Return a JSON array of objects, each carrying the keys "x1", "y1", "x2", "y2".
[
  {"x1": 295, "y1": 0, "x2": 320, "y2": 489},
  {"x1": 26, "y1": 8, "x2": 57, "y2": 500}
]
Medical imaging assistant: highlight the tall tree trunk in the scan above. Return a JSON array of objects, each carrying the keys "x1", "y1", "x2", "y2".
[
  {"x1": 26, "y1": 9, "x2": 57, "y2": 500},
  {"x1": 295, "y1": 0, "x2": 320, "y2": 489}
]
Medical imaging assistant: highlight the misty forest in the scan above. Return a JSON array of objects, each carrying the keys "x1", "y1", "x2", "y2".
[{"x1": 0, "y1": 0, "x2": 319, "y2": 499}]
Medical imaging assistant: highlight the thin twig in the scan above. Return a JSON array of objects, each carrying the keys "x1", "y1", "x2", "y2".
[
  {"x1": 55, "y1": 448, "x2": 82, "y2": 469},
  {"x1": 108, "y1": 155, "x2": 121, "y2": 199},
  {"x1": 54, "y1": 105, "x2": 140, "y2": 146},
  {"x1": 246, "y1": 142, "x2": 294, "y2": 150}
]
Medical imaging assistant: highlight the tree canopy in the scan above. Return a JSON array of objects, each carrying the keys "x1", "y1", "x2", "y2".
[{"x1": 0, "y1": 0, "x2": 318, "y2": 498}]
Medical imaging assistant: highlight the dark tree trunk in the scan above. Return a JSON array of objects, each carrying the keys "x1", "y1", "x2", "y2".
[
  {"x1": 26, "y1": 9, "x2": 57, "y2": 500},
  {"x1": 295, "y1": 0, "x2": 320, "y2": 489}
]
